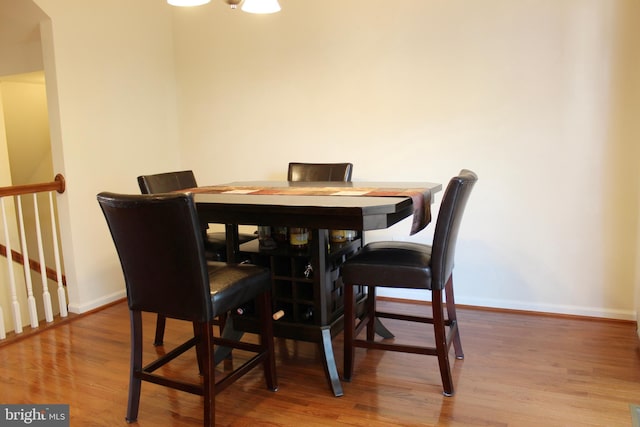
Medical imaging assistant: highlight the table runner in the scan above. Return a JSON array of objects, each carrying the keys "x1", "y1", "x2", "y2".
[{"x1": 188, "y1": 185, "x2": 432, "y2": 235}]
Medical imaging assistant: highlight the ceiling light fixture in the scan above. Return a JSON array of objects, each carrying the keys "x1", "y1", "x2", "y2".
[{"x1": 168, "y1": 0, "x2": 282, "y2": 13}]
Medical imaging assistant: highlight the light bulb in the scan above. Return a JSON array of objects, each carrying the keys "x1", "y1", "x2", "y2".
[{"x1": 241, "y1": 0, "x2": 281, "y2": 14}]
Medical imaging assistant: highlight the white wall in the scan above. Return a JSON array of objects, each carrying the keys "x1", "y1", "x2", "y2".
[
  {"x1": 173, "y1": 0, "x2": 640, "y2": 319},
  {"x1": 0, "y1": 0, "x2": 46, "y2": 76},
  {"x1": 34, "y1": 0, "x2": 181, "y2": 312},
  {"x1": 18, "y1": 0, "x2": 639, "y2": 320}
]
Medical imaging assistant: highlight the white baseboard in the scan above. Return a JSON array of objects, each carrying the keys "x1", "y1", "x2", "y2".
[
  {"x1": 67, "y1": 288, "x2": 638, "y2": 322},
  {"x1": 375, "y1": 288, "x2": 637, "y2": 321},
  {"x1": 67, "y1": 289, "x2": 126, "y2": 314}
]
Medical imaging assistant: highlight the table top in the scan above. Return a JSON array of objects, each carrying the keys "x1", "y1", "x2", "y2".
[
  {"x1": 195, "y1": 180, "x2": 440, "y2": 196},
  {"x1": 193, "y1": 181, "x2": 441, "y2": 232}
]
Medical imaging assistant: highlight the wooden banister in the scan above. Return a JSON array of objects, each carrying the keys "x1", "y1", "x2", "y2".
[
  {"x1": 0, "y1": 174, "x2": 69, "y2": 334},
  {"x1": 0, "y1": 173, "x2": 68, "y2": 287},
  {"x1": 0, "y1": 174, "x2": 65, "y2": 197}
]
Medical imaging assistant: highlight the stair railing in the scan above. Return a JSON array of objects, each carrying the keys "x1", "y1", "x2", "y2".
[{"x1": 0, "y1": 174, "x2": 67, "y2": 339}]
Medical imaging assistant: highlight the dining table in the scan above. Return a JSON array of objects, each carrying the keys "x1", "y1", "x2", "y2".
[{"x1": 191, "y1": 180, "x2": 442, "y2": 397}]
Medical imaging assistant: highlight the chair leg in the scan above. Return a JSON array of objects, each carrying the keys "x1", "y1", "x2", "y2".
[
  {"x1": 153, "y1": 314, "x2": 166, "y2": 346},
  {"x1": 365, "y1": 286, "x2": 376, "y2": 341},
  {"x1": 193, "y1": 322, "x2": 205, "y2": 375},
  {"x1": 217, "y1": 312, "x2": 227, "y2": 335},
  {"x1": 444, "y1": 275, "x2": 464, "y2": 359},
  {"x1": 432, "y1": 288, "x2": 455, "y2": 396},
  {"x1": 126, "y1": 310, "x2": 143, "y2": 423},
  {"x1": 128, "y1": 312, "x2": 217, "y2": 425},
  {"x1": 343, "y1": 282, "x2": 355, "y2": 381},
  {"x1": 215, "y1": 312, "x2": 234, "y2": 364},
  {"x1": 256, "y1": 291, "x2": 278, "y2": 391},
  {"x1": 197, "y1": 321, "x2": 215, "y2": 427}
]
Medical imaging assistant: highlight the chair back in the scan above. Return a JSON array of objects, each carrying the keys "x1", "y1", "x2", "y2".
[
  {"x1": 430, "y1": 169, "x2": 477, "y2": 290},
  {"x1": 97, "y1": 192, "x2": 212, "y2": 322},
  {"x1": 137, "y1": 170, "x2": 198, "y2": 194},
  {"x1": 287, "y1": 162, "x2": 353, "y2": 182}
]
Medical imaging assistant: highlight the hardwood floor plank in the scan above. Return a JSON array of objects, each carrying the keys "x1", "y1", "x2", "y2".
[{"x1": 0, "y1": 300, "x2": 638, "y2": 426}]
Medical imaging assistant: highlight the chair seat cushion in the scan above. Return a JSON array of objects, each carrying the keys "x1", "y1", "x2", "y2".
[
  {"x1": 341, "y1": 241, "x2": 433, "y2": 289},
  {"x1": 207, "y1": 262, "x2": 270, "y2": 318}
]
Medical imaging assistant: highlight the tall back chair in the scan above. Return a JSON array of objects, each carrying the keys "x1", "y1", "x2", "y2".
[
  {"x1": 341, "y1": 169, "x2": 477, "y2": 397},
  {"x1": 287, "y1": 162, "x2": 353, "y2": 182},
  {"x1": 97, "y1": 192, "x2": 277, "y2": 426},
  {"x1": 137, "y1": 170, "x2": 198, "y2": 194}
]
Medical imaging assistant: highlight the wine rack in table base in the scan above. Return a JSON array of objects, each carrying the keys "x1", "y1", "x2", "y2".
[{"x1": 233, "y1": 229, "x2": 366, "y2": 397}]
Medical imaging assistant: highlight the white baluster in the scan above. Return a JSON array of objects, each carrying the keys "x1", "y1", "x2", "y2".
[
  {"x1": 16, "y1": 196, "x2": 39, "y2": 329},
  {"x1": 49, "y1": 192, "x2": 67, "y2": 317},
  {"x1": 1, "y1": 197, "x2": 23, "y2": 334},
  {"x1": 33, "y1": 193, "x2": 53, "y2": 323}
]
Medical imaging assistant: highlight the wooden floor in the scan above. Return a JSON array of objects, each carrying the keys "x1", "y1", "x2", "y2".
[{"x1": 1, "y1": 299, "x2": 639, "y2": 426}]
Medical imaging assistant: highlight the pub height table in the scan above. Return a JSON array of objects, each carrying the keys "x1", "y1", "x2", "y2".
[{"x1": 192, "y1": 181, "x2": 442, "y2": 397}]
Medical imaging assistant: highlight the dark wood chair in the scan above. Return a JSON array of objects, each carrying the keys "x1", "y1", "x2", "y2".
[
  {"x1": 341, "y1": 169, "x2": 477, "y2": 396},
  {"x1": 97, "y1": 192, "x2": 277, "y2": 426},
  {"x1": 287, "y1": 162, "x2": 353, "y2": 182},
  {"x1": 137, "y1": 170, "x2": 256, "y2": 346}
]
